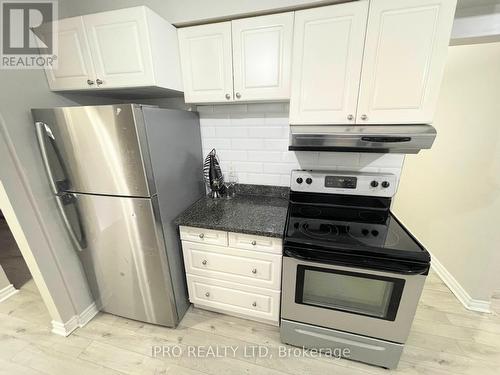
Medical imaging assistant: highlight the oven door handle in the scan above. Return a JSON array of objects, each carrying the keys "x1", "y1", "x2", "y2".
[{"x1": 284, "y1": 248, "x2": 429, "y2": 275}]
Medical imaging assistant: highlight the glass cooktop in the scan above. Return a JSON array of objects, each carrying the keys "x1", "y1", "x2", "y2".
[{"x1": 284, "y1": 193, "x2": 430, "y2": 264}]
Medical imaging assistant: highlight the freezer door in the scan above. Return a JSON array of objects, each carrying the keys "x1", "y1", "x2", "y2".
[
  {"x1": 33, "y1": 104, "x2": 151, "y2": 197},
  {"x1": 57, "y1": 192, "x2": 178, "y2": 326}
]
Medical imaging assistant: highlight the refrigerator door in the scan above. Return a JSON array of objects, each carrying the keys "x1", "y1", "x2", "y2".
[
  {"x1": 57, "y1": 191, "x2": 178, "y2": 326},
  {"x1": 32, "y1": 104, "x2": 152, "y2": 197}
]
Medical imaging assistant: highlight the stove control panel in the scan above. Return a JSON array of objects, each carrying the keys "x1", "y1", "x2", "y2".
[{"x1": 291, "y1": 170, "x2": 397, "y2": 197}]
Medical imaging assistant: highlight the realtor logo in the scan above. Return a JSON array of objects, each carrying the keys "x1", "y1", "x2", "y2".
[{"x1": 1, "y1": 0, "x2": 58, "y2": 69}]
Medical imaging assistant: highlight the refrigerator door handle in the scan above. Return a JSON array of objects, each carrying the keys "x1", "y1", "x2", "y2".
[
  {"x1": 56, "y1": 193, "x2": 87, "y2": 251},
  {"x1": 35, "y1": 121, "x2": 70, "y2": 194}
]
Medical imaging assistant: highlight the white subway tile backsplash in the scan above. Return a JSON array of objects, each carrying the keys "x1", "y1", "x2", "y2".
[
  {"x1": 231, "y1": 138, "x2": 264, "y2": 150},
  {"x1": 264, "y1": 114, "x2": 289, "y2": 126},
  {"x1": 232, "y1": 161, "x2": 264, "y2": 173},
  {"x1": 248, "y1": 151, "x2": 284, "y2": 162},
  {"x1": 215, "y1": 126, "x2": 247, "y2": 138},
  {"x1": 216, "y1": 150, "x2": 247, "y2": 162},
  {"x1": 198, "y1": 103, "x2": 403, "y2": 187},
  {"x1": 247, "y1": 126, "x2": 288, "y2": 138},
  {"x1": 264, "y1": 139, "x2": 289, "y2": 150},
  {"x1": 247, "y1": 173, "x2": 282, "y2": 185},
  {"x1": 202, "y1": 138, "x2": 232, "y2": 150},
  {"x1": 200, "y1": 127, "x2": 216, "y2": 138},
  {"x1": 264, "y1": 163, "x2": 297, "y2": 174},
  {"x1": 230, "y1": 114, "x2": 266, "y2": 127}
]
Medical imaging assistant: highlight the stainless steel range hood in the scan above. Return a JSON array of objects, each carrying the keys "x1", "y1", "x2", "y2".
[{"x1": 289, "y1": 125, "x2": 437, "y2": 154}]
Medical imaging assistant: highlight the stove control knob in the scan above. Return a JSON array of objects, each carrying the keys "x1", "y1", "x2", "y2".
[
  {"x1": 306, "y1": 178, "x2": 313, "y2": 185},
  {"x1": 382, "y1": 181, "x2": 390, "y2": 188},
  {"x1": 296, "y1": 177, "x2": 303, "y2": 184},
  {"x1": 370, "y1": 180, "x2": 379, "y2": 188}
]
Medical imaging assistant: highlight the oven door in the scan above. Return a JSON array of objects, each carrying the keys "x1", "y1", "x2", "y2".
[{"x1": 281, "y1": 254, "x2": 426, "y2": 343}]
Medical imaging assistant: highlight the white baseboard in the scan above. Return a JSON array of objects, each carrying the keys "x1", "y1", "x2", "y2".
[
  {"x1": 0, "y1": 284, "x2": 18, "y2": 302},
  {"x1": 78, "y1": 302, "x2": 99, "y2": 327},
  {"x1": 51, "y1": 301, "x2": 99, "y2": 336},
  {"x1": 51, "y1": 315, "x2": 79, "y2": 336},
  {"x1": 430, "y1": 254, "x2": 491, "y2": 313}
]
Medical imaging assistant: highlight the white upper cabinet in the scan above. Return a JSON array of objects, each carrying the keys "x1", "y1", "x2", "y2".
[
  {"x1": 178, "y1": 13, "x2": 294, "y2": 103},
  {"x1": 84, "y1": 7, "x2": 155, "y2": 88},
  {"x1": 177, "y1": 22, "x2": 234, "y2": 103},
  {"x1": 289, "y1": 2, "x2": 368, "y2": 125},
  {"x1": 44, "y1": 17, "x2": 96, "y2": 90},
  {"x1": 356, "y1": 0, "x2": 457, "y2": 124},
  {"x1": 232, "y1": 12, "x2": 294, "y2": 102},
  {"x1": 44, "y1": 6, "x2": 182, "y2": 92}
]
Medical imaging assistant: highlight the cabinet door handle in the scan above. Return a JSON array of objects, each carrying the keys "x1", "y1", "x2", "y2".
[
  {"x1": 235, "y1": 92, "x2": 241, "y2": 99},
  {"x1": 96, "y1": 79, "x2": 103, "y2": 85},
  {"x1": 360, "y1": 114, "x2": 368, "y2": 121},
  {"x1": 205, "y1": 292, "x2": 210, "y2": 297},
  {"x1": 225, "y1": 93, "x2": 231, "y2": 100},
  {"x1": 87, "y1": 79, "x2": 95, "y2": 86},
  {"x1": 251, "y1": 268, "x2": 257, "y2": 274},
  {"x1": 252, "y1": 302, "x2": 257, "y2": 307},
  {"x1": 251, "y1": 240, "x2": 257, "y2": 246},
  {"x1": 199, "y1": 233, "x2": 204, "y2": 239},
  {"x1": 202, "y1": 259, "x2": 207, "y2": 265},
  {"x1": 347, "y1": 114, "x2": 353, "y2": 121}
]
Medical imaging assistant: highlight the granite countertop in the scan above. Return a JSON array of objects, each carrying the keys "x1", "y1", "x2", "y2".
[{"x1": 174, "y1": 185, "x2": 289, "y2": 238}]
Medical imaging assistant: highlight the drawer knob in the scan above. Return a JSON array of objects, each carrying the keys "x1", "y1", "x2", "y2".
[
  {"x1": 252, "y1": 302, "x2": 257, "y2": 307},
  {"x1": 202, "y1": 259, "x2": 207, "y2": 265},
  {"x1": 199, "y1": 233, "x2": 204, "y2": 239},
  {"x1": 251, "y1": 240, "x2": 257, "y2": 246},
  {"x1": 252, "y1": 268, "x2": 257, "y2": 274},
  {"x1": 205, "y1": 292, "x2": 210, "y2": 298}
]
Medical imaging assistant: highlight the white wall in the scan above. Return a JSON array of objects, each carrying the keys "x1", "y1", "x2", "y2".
[
  {"x1": 393, "y1": 41, "x2": 500, "y2": 302},
  {"x1": 198, "y1": 103, "x2": 405, "y2": 186}
]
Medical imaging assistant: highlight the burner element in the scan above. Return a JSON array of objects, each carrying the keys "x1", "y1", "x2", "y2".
[{"x1": 299, "y1": 221, "x2": 341, "y2": 239}]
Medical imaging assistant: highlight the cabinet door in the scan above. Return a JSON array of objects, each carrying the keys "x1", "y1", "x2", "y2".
[
  {"x1": 44, "y1": 17, "x2": 95, "y2": 90},
  {"x1": 83, "y1": 7, "x2": 155, "y2": 88},
  {"x1": 178, "y1": 22, "x2": 234, "y2": 103},
  {"x1": 289, "y1": 2, "x2": 368, "y2": 125},
  {"x1": 356, "y1": 0, "x2": 456, "y2": 124},
  {"x1": 232, "y1": 12, "x2": 294, "y2": 101}
]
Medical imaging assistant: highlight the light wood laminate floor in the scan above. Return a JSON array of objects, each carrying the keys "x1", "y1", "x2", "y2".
[{"x1": 1, "y1": 270, "x2": 499, "y2": 375}]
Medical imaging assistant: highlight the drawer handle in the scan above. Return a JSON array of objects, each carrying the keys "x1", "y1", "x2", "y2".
[
  {"x1": 252, "y1": 302, "x2": 257, "y2": 307},
  {"x1": 251, "y1": 268, "x2": 257, "y2": 274},
  {"x1": 205, "y1": 292, "x2": 210, "y2": 298},
  {"x1": 251, "y1": 240, "x2": 257, "y2": 246},
  {"x1": 199, "y1": 233, "x2": 204, "y2": 239},
  {"x1": 202, "y1": 259, "x2": 207, "y2": 265}
]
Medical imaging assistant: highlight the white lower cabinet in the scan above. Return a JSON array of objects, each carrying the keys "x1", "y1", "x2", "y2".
[
  {"x1": 180, "y1": 227, "x2": 282, "y2": 325},
  {"x1": 187, "y1": 275, "x2": 281, "y2": 324}
]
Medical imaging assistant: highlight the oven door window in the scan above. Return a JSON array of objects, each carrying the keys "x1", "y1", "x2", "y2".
[{"x1": 295, "y1": 265, "x2": 405, "y2": 321}]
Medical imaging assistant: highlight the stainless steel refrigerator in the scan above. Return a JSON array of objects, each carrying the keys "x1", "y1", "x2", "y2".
[{"x1": 32, "y1": 104, "x2": 204, "y2": 327}]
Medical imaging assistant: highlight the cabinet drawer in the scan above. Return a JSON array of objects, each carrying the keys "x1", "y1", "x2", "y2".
[
  {"x1": 182, "y1": 241, "x2": 282, "y2": 290},
  {"x1": 228, "y1": 232, "x2": 282, "y2": 254},
  {"x1": 187, "y1": 275, "x2": 280, "y2": 324},
  {"x1": 180, "y1": 226, "x2": 228, "y2": 246}
]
